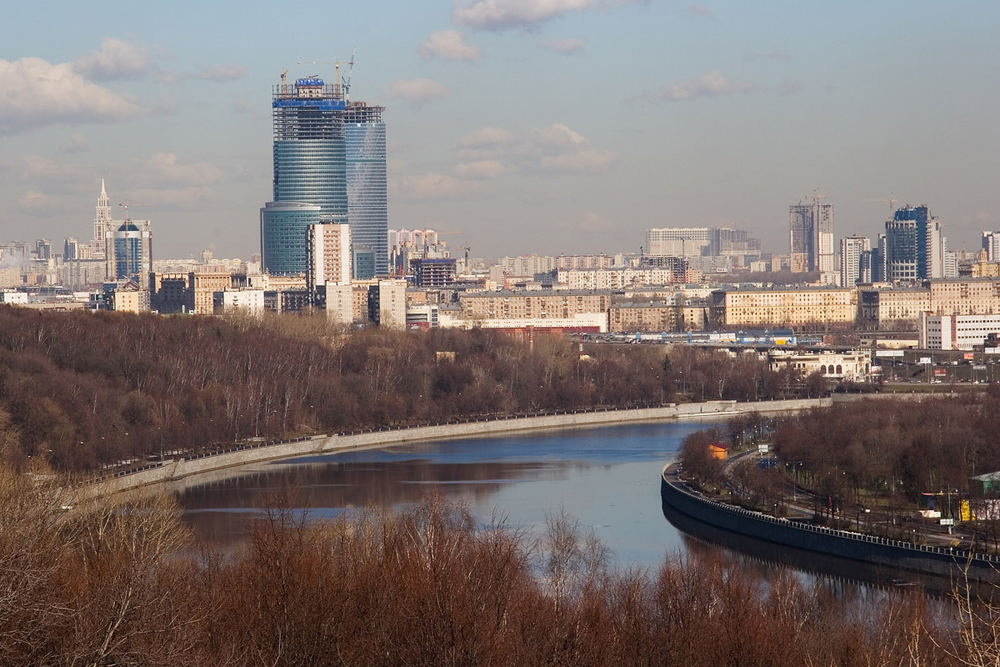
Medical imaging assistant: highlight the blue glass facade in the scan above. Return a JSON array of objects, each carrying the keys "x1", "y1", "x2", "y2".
[
  {"x1": 345, "y1": 103, "x2": 388, "y2": 276},
  {"x1": 265, "y1": 79, "x2": 348, "y2": 275},
  {"x1": 273, "y1": 141, "x2": 347, "y2": 221},
  {"x1": 114, "y1": 222, "x2": 142, "y2": 281},
  {"x1": 260, "y1": 202, "x2": 322, "y2": 276}
]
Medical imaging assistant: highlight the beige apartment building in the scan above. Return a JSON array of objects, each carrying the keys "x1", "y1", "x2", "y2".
[
  {"x1": 857, "y1": 287, "x2": 931, "y2": 329},
  {"x1": 710, "y1": 287, "x2": 857, "y2": 328},
  {"x1": 608, "y1": 302, "x2": 707, "y2": 332},
  {"x1": 459, "y1": 290, "x2": 612, "y2": 321},
  {"x1": 928, "y1": 279, "x2": 1000, "y2": 315}
]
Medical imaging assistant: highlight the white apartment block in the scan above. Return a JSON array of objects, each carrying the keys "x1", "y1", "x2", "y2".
[
  {"x1": 307, "y1": 222, "x2": 351, "y2": 290},
  {"x1": 213, "y1": 288, "x2": 266, "y2": 315},
  {"x1": 325, "y1": 282, "x2": 354, "y2": 325},
  {"x1": 919, "y1": 312, "x2": 1000, "y2": 350},
  {"x1": 377, "y1": 279, "x2": 407, "y2": 329},
  {"x1": 555, "y1": 268, "x2": 676, "y2": 290}
]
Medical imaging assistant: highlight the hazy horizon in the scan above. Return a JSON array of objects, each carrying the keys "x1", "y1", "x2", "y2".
[{"x1": 2, "y1": 1, "x2": 997, "y2": 260}]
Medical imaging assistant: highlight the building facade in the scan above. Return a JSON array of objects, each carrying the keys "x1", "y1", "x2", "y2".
[
  {"x1": 458, "y1": 290, "x2": 612, "y2": 321},
  {"x1": 919, "y1": 312, "x2": 1000, "y2": 350},
  {"x1": 344, "y1": 102, "x2": 388, "y2": 276},
  {"x1": 260, "y1": 201, "x2": 322, "y2": 276},
  {"x1": 789, "y1": 200, "x2": 834, "y2": 274},
  {"x1": 840, "y1": 235, "x2": 871, "y2": 287},
  {"x1": 410, "y1": 258, "x2": 457, "y2": 287},
  {"x1": 710, "y1": 287, "x2": 856, "y2": 328},
  {"x1": 644, "y1": 227, "x2": 710, "y2": 258},
  {"x1": 769, "y1": 349, "x2": 873, "y2": 383},
  {"x1": 306, "y1": 222, "x2": 351, "y2": 296},
  {"x1": 885, "y1": 205, "x2": 943, "y2": 281}
]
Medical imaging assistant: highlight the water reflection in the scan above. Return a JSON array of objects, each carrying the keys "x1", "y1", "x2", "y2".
[{"x1": 177, "y1": 421, "x2": 707, "y2": 565}]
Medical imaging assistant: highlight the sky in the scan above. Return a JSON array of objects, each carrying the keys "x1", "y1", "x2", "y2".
[{"x1": 2, "y1": 1, "x2": 998, "y2": 260}]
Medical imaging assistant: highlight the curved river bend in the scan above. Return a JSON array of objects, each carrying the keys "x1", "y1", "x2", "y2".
[{"x1": 176, "y1": 420, "x2": 708, "y2": 569}]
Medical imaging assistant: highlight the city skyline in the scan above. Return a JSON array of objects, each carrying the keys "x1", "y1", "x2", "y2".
[{"x1": 1, "y1": 1, "x2": 998, "y2": 260}]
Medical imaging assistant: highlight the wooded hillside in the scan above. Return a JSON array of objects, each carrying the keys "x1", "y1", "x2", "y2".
[{"x1": 0, "y1": 306, "x2": 813, "y2": 471}]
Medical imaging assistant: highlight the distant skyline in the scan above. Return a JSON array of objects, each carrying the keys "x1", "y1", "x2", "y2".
[{"x1": 2, "y1": 1, "x2": 998, "y2": 260}]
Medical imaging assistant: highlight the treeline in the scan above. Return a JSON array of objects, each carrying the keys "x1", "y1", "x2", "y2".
[
  {"x1": 771, "y1": 396, "x2": 1000, "y2": 505},
  {"x1": 0, "y1": 306, "x2": 819, "y2": 471},
  {"x1": 1, "y1": 474, "x2": 984, "y2": 665}
]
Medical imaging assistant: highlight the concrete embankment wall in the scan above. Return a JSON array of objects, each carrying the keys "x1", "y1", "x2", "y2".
[
  {"x1": 78, "y1": 397, "x2": 838, "y2": 500},
  {"x1": 660, "y1": 466, "x2": 1000, "y2": 583}
]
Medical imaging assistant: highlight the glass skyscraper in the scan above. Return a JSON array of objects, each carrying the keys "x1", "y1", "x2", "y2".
[
  {"x1": 263, "y1": 76, "x2": 347, "y2": 275},
  {"x1": 260, "y1": 202, "x2": 322, "y2": 276},
  {"x1": 344, "y1": 102, "x2": 388, "y2": 277}
]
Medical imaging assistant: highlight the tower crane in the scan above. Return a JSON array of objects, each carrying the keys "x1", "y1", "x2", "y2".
[
  {"x1": 280, "y1": 68, "x2": 289, "y2": 97},
  {"x1": 296, "y1": 51, "x2": 356, "y2": 99}
]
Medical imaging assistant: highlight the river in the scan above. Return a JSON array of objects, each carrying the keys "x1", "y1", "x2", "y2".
[{"x1": 176, "y1": 420, "x2": 709, "y2": 570}]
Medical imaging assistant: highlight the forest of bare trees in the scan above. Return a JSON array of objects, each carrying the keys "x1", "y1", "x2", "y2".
[
  {"x1": 5, "y1": 469, "x2": 997, "y2": 666},
  {"x1": 0, "y1": 306, "x2": 821, "y2": 472}
]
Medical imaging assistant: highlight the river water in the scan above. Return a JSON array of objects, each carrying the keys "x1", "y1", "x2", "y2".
[{"x1": 176, "y1": 420, "x2": 709, "y2": 571}]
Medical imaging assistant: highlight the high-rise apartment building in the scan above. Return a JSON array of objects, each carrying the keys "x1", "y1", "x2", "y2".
[
  {"x1": 884, "y1": 205, "x2": 944, "y2": 281},
  {"x1": 306, "y1": 222, "x2": 352, "y2": 293},
  {"x1": 789, "y1": 199, "x2": 834, "y2": 274},
  {"x1": 345, "y1": 102, "x2": 388, "y2": 277},
  {"x1": 983, "y1": 231, "x2": 1000, "y2": 262},
  {"x1": 840, "y1": 235, "x2": 870, "y2": 286}
]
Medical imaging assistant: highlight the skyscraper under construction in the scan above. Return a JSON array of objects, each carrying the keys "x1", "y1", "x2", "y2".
[
  {"x1": 262, "y1": 69, "x2": 388, "y2": 277},
  {"x1": 345, "y1": 101, "x2": 387, "y2": 278}
]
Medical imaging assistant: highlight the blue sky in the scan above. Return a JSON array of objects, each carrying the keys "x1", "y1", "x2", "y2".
[{"x1": 2, "y1": 1, "x2": 998, "y2": 260}]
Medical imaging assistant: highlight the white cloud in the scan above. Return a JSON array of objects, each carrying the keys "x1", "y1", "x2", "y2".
[
  {"x1": 542, "y1": 38, "x2": 586, "y2": 54},
  {"x1": 453, "y1": 0, "x2": 640, "y2": 31},
  {"x1": 0, "y1": 57, "x2": 144, "y2": 133},
  {"x1": 387, "y1": 78, "x2": 448, "y2": 106},
  {"x1": 455, "y1": 122, "x2": 618, "y2": 173},
  {"x1": 392, "y1": 171, "x2": 476, "y2": 201},
  {"x1": 61, "y1": 133, "x2": 88, "y2": 154},
  {"x1": 453, "y1": 160, "x2": 508, "y2": 180},
  {"x1": 196, "y1": 64, "x2": 246, "y2": 81},
  {"x1": 72, "y1": 37, "x2": 150, "y2": 80},
  {"x1": 136, "y1": 153, "x2": 224, "y2": 188},
  {"x1": 456, "y1": 126, "x2": 515, "y2": 153},
  {"x1": 420, "y1": 30, "x2": 481, "y2": 61},
  {"x1": 636, "y1": 69, "x2": 754, "y2": 102},
  {"x1": 17, "y1": 190, "x2": 61, "y2": 215}
]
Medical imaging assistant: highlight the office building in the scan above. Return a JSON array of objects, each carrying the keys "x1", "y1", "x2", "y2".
[
  {"x1": 263, "y1": 73, "x2": 347, "y2": 276},
  {"x1": 645, "y1": 227, "x2": 710, "y2": 258},
  {"x1": 272, "y1": 75, "x2": 348, "y2": 220},
  {"x1": 112, "y1": 218, "x2": 152, "y2": 283},
  {"x1": 840, "y1": 236, "x2": 871, "y2": 287},
  {"x1": 345, "y1": 102, "x2": 388, "y2": 276},
  {"x1": 884, "y1": 205, "x2": 944, "y2": 281},
  {"x1": 919, "y1": 312, "x2": 1000, "y2": 350},
  {"x1": 789, "y1": 199, "x2": 834, "y2": 274},
  {"x1": 410, "y1": 257, "x2": 457, "y2": 287},
  {"x1": 260, "y1": 201, "x2": 322, "y2": 276}
]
